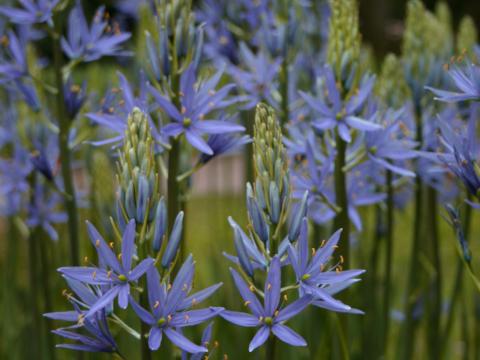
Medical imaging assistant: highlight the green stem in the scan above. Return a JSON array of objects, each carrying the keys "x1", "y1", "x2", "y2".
[
  {"x1": 266, "y1": 335, "x2": 276, "y2": 360},
  {"x1": 400, "y1": 107, "x2": 424, "y2": 360},
  {"x1": 427, "y1": 187, "x2": 442, "y2": 360},
  {"x1": 52, "y1": 22, "x2": 80, "y2": 266},
  {"x1": 333, "y1": 129, "x2": 350, "y2": 267},
  {"x1": 244, "y1": 109, "x2": 255, "y2": 184},
  {"x1": 363, "y1": 205, "x2": 383, "y2": 359},
  {"x1": 442, "y1": 198, "x2": 471, "y2": 356},
  {"x1": 38, "y1": 231, "x2": 56, "y2": 360},
  {"x1": 332, "y1": 129, "x2": 350, "y2": 358},
  {"x1": 279, "y1": 56, "x2": 289, "y2": 128},
  {"x1": 382, "y1": 170, "x2": 394, "y2": 356},
  {"x1": 138, "y1": 234, "x2": 152, "y2": 360},
  {"x1": 28, "y1": 228, "x2": 42, "y2": 359}
]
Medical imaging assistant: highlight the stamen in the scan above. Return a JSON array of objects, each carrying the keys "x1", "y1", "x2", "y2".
[
  {"x1": 244, "y1": 300, "x2": 251, "y2": 307},
  {"x1": 153, "y1": 301, "x2": 160, "y2": 309}
]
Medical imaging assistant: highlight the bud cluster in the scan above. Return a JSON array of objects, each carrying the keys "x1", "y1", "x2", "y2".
[
  {"x1": 456, "y1": 16, "x2": 477, "y2": 56},
  {"x1": 116, "y1": 107, "x2": 183, "y2": 267},
  {"x1": 326, "y1": 0, "x2": 361, "y2": 86},
  {"x1": 375, "y1": 54, "x2": 411, "y2": 109},
  {"x1": 145, "y1": 0, "x2": 203, "y2": 81}
]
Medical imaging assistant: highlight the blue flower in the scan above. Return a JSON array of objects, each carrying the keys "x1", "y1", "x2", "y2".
[
  {"x1": 300, "y1": 66, "x2": 381, "y2": 143},
  {"x1": 129, "y1": 257, "x2": 223, "y2": 353},
  {"x1": 50, "y1": 310, "x2": 118, "y2": 353},
  {"x1": 363, "y1": 109, "x2": 418, "y2": 177},
  {"x1": 149, "y1": 65, "x2": 243, "y2": 155},
  {"x1": 64, "y1": 78, "x2": 86, "y2": 120},
  {"x1": 0, "y1": 145, "x2": 32, "y2": 215},
  {"x1": 426, "y1": 62, "x2": 480, "y2": 103},
  {"x1": 26, "y1": 182, "x2": 66, "y2": 241},
  {"x1": 181, "y1": 322, "x2": 214, "y2": 360},
  {"x1": 87, "y1": 72, "x2": 163, "y2": 147},
  {"x1": 61, "y1": 4, "x2": 131, "y2": 62},
  {"x1": 287, "y1": 218, "x2": 364, "y2": 314},
  {"x1": 199, "y1": 133, "x2": 251, "y2": 164},
  {"x1": 59, "y1": 220, "x2": 155, "y2": 317},
  {"x1": 228, "y1": 43, "x2": 282, "y2": 110},
  {"x1": 0, "y1": 0, "x2": 60, "y2": 25},
  {"x1": 220, "y1": 257, "x2": 312, "y2": 352},
  {"x1": 0, "y1": 30, "x2": 40, "y2": 109}
]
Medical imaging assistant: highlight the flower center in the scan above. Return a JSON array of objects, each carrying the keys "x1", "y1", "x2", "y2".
[
  {"x1": 118, "y1": 274, "x2": 127, "y2": 282},
  {"x1": 369, "y1": 146, "x2": 377, "y2": 155},
  {"x1": 183, "y1": 117, "x2": 192, "y2": 127},
  {"x1": 157, "y1": 317, "x2": 166, "y2": 326},
  {"x1": 301, "y1": 273, "x2": 311, "y2": 280},
  {"x1": 264, "y1": 316, "x2": 273, "y2": 326}
]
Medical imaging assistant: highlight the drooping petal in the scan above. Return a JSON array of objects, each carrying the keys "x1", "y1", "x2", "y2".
[
  {"x1": 148, "y1": 327, "x2": 163, "y2": 350},
  {"x1": 129, "y1": 296, "x2": 156, "y2": 325},
  {"x1": 272, "y1": 324, "x2": 307, "y2": 347},
  {"x1": 164, "y1": 328, "x2": 207, "y2": 354},
  {"x1": 248, "y1": 326, "x2": 270, "y2": 352}
]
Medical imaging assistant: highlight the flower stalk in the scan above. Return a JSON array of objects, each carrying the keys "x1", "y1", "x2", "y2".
[{"x1": 52, "y1": 18, "x2": 80, "y2": 266}]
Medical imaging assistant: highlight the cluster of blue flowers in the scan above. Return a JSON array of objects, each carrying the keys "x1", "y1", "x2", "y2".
[{"x1": 1, "y1": 0, "x2": 480, "y2": 359}]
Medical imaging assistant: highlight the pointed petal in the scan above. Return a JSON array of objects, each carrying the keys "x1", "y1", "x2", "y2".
[
  {"x1": 220, "y1": 310, "x2": 260, "y2": 327},
  {"x1": 248, "y1": 326, "x2": 270, "y2": 352},
  {"x1": 272, "y1": 324, "x2": 307, "y2": 347},
  {"x1": 164, "y1": 328, "x2": 207, "y2": 354}
]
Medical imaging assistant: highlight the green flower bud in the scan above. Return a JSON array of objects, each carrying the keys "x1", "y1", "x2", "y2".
[
  {"x1": 456, "y1": 16, "x2": 477, "y2": 56},
  {"x1": 327, "y1": 0, "x2": 361, "y2": 84},
  {"x1": 375, "y1": 53, "x2": 411, "y2": 109}
]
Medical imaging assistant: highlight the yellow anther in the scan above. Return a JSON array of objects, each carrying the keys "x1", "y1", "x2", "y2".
[
  {"x1": 167, "y1": 283, "x2": 172, "y2": 290},
  {"x1": 181, "y1": 106, "x2": 187, "y2": 114},
  {"x1": 153, "y1": 301, "x2": 160, "y2": 309},
  {"x1": 320, "y1": 240, "x2": 326, "y2": 248},
  {"x1": 118, "y1": 253, "x2": 122, "y2": 260},
  {"x1": 109, "y1": 242, "x2": 114, "y2": 249},
  {"x1": 182, "y1": 283, "x2": 188, "y2": 291},
  {"x1": 167, "y1": 314, "x2": 172, "y2": 322},
  {"x1": 249, "y1": 285, "x2": 255, "y2": 292},
  {"x1": 267, "y1": 283, "x2": 272, "y2": 291},
  {"x1": 311, "y1": 248, "x2": 317, "y2": 256},
  {"x1": 107, "y1": 270, "x2": 112, "y2": 278},
  {"x1": 92, "y1": 270, "x2": 97, "y2": 279},
  {"x1": 214, "y1": 340, "x2": 219, "y2": 348},
  {"x1": 184, "y1": 314, "x2": 190, "y2": 322},
  {"x1": 283, "y1": 294, "x2": 288, "y2": 302},
  {"x1": 84, "y1": 256, "x2": 89, "y2": 264},
  {"x1": 274, "y1": 310, "x2": 279, "y2": 317},
  {"x1": 244, "y1": 300, "x2": 251, "y2": 307},
  {"x1": 95, "y1": 239, "x2": 100, "y2": 248},
  {"x1": 340, "y1": 255, "x2": 344, "y2": 264}
]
